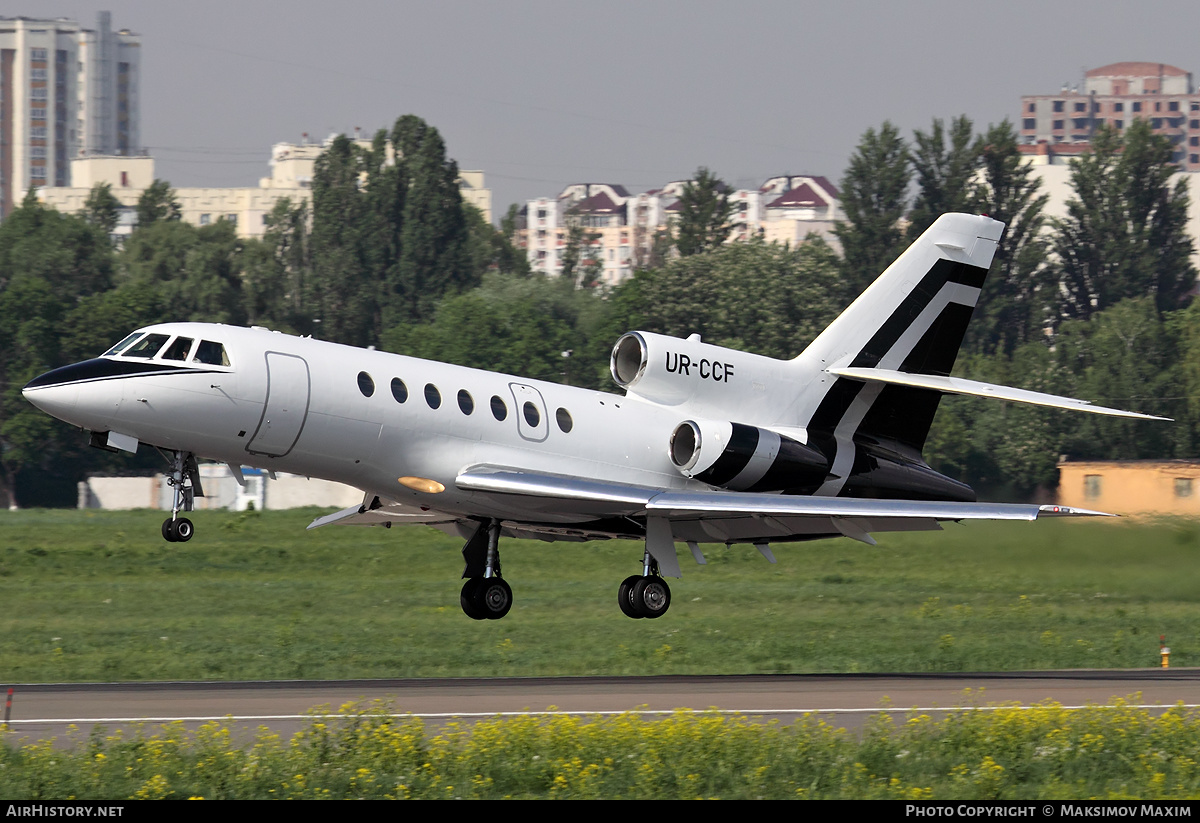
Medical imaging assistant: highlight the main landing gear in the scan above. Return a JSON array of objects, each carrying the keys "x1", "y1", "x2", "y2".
[
  {"x1": 159, "y1": 449, "x2": 201, "y2": 543},
  {"x1": 617, "y1": 549, "x2": 671, "y2": 619},
  {"x1": 460, "y1": 519, "x2": 513, "y2": 620}
]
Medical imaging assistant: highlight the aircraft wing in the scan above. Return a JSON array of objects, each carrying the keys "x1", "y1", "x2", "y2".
[
  {"x1": 829, "y1": 367, "x2": 1170, "y2": 420},
  {"x1": 455, "y1": 465, "x2": 1107, "y2": 520}
]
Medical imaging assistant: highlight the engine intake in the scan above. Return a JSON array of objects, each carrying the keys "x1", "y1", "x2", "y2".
[{"x1": 668, "y1": 419, "x2": 830, "y2": 493}]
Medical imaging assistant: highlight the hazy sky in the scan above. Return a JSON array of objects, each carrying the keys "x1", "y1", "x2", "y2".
[{"x1": 32, "y1": 1, "x2": 1200, "y2": 216}]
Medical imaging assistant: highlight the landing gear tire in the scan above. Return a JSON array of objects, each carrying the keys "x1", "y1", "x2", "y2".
[
  {"x1": 618, "y1": 575, "x2": 644, "y2": 619},
  {"x1": 632, "y1": 576, "x2": 671, "y2": 619},
  {"x1": 473, "y1": 577, "x2": 513, "y2": 620},
  {"x1": 173, "y1": 518, "x2": 194, "y2": 542},
  {"x1": 161, "y1": 517, "x2": 194, "y2": 543},
  {"x1": 461, "y1": 579, "x2": 486, "y2": 620}
]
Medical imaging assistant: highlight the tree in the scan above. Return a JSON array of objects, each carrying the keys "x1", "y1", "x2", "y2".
[
  {"x1": 1052, "y1": 120, "x2": 1195, "y2": 323},
  {"x1": 390, "y1": 114, "x2": 473, "y2": 324},
  {"x1": 308, "y1": 134, "x2": 377, "y2": 346},
  {"x1": 0, "y1": 194, "x2": 118, "y2": 508},
  {"x1": 638, "y1": 234, "x2": 847, "y2": 359},
  {"x1": 79, "y1": 182, "x2": 122, "y2": 237},
  {"x1": 560, "y1": 220, "x2": 602, "y2": 287},
  {"x1": 835, "y1": 122, "x2": 910, "y2": 296},
  {"x1": 673, "y1": 167, "x2": 735, "y2": 256},
  {"x1": 135, "y1": 179, "x2": 182, "y2": 226},
  {"x1": 966, "y1": 120, "x2": 1050, "y2": 356},
  {"x1": 907, "y1": 116, "x2": 978, "y2": 239}
]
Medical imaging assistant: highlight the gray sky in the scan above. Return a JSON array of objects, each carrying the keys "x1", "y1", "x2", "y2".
[{"x1": 33, "y1": 1, "x2": 1200, "y2": 216}]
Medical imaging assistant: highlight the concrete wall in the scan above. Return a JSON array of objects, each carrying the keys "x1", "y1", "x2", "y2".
[{"x1": 79, "y1": 465, "x2": 363, "y2": 511}]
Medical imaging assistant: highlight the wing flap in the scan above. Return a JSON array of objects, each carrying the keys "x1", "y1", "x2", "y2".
[{"x1": 829, "y1": 367, "x2": 1170, "y2": 421}]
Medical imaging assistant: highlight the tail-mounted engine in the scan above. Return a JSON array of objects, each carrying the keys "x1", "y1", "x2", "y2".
[
  {"x1": 668, "y1": 418, "x2": 830, "y2": 493},
  {"x1": 610, "y1": 331, "x2": 792, "y2": 413}
]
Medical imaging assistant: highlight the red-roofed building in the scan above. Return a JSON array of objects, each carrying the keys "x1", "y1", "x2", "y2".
[{"x1": 1020, "y1": 62, "x2": 1200, "y2": 171}]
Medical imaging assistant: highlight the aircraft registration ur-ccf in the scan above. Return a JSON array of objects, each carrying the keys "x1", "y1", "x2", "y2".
[{"x1": 23, "y1": 214, "x2": 1166, "y2": 621}]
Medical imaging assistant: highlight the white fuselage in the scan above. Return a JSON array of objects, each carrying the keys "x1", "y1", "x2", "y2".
[{"x1": 29, "y1": 323, "x2": 716, "y2": 522}]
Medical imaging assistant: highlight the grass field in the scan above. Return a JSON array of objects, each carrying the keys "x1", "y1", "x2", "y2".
[{"x1": 1, "y1": 508, "x2": 1198, "y2": 682}]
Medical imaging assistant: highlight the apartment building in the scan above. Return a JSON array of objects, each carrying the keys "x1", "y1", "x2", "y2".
[
  {"x1": 37, "y1": 138, "x2": 492, "y2": 241},
  {"x1": 1021, "y1": 61, "x2": 1200, "y2": 171},
  {"x1": 521, "y1": 175, "x2": 841, "y2": 284},
  {"x1": 0, "y1": 12, "x2": 140, "y2": 218}
]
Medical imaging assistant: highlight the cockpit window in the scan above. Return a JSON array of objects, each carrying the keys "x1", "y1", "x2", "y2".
[
  {"x1": 192, "y1": 340, "x2": 230, "y2": 367},
  {"x1": 103, "y1": 332, "x2": 143, "y2": 357},
  {"x1": 161, "y1": 336, "x2": 194, "y2": 361},
  {"x1": 124, "y1": 333, "x2": 170, "y2": 359}
]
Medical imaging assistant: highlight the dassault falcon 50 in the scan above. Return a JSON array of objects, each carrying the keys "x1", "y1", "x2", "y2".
[{"x1": 23, "y1": 213, "x2": 1166, "y2": 620}]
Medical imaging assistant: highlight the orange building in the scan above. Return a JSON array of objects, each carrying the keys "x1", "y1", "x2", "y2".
[{"x1": 1058, "y1": 459, "x2": 1200, "y2": 517}]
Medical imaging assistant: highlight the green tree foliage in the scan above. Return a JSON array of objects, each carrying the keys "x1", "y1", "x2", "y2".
[
  {"x1": 560, "y1": 221, "x2": 603, "y2": 287},
  {"x1": 308, "y1": 134, "x2": 377, "y2": 346},
  {"x1": 907, "y1": 115, "x2": 978, "y2": 239},
  {"x1": 390, "y1": 114, "x2": 473, "y2": 324},
  {"x1": 135, "y1": 179, "x2": 182, "y2": 226},
  {"x1": 465, "y1": 203, "x2": 529, "y2": 280},
  {"x1": 637, "y1": 235, "x2": 847, "y2": 359},
  {"x1": 835, "y1": 122, "x2": 910, "y2": 295},
  {"x1": 120, "y1": 219, "x2": 247, "y2": 325},
  {"x1": 79, "y1": 182, "x2": 122, "y2": 237},
  {"x1": 0, "y1": 195, "x2": 122, "y2": 508},
  {"x1": 673, "y1": 167, "x2": 735, "y2": 257},
  {"x1": 1052, "y1": 120, "x2": 1195, "y2": 322},
  {"x1": 383, "y1": 272, "x2": 613, "y2": 388},
  {"x1": 966, "y1": 120, "x2": 1050, "y2": 356}
]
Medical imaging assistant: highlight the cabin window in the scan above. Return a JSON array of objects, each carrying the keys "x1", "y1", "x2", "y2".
[
  {"x1": 1175, "y1": 478, "x2": 1193, "y2": 498},
  {"x1": 490, "y1": 395, "x2": 508, "y2": 421},
  {"x1": 424, "y1": 383, "x2": 442, "y2": 409},
  {"x1": 1083, "y1": 475, "x2": 1102, "y2": 499},
  {"x1": 161, "y1": 336, "x2": 194, "y2": 361},
  {"x1": 556, "y1": 407, "x2": 573, "y2": 433},
  {"x1": 193, "y1": 340, "x2": 230, "y2": 366},
  {"x1": 523, "y1": 401, "x2": 540, "y2": 427},
  {"x1": 457, "y1": 389, "x2": 474, "y2": 415},
  {"x1": 125, "y1": 333, "x2": 170, "y2": 358},
  {"x1": 103, "y1": 332, "x2": 143, "y2": 357},
  {"x1": 357, "y1": 371, "x2": 375, "y2": 397},
  {"x1": 391, "y1": 378, "x2": 408, "y2": 403}
]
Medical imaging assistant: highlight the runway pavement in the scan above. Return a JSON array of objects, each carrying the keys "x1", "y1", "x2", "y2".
[{"x1": 3, "y1": 669, "x2": 1199, "y2": 742}]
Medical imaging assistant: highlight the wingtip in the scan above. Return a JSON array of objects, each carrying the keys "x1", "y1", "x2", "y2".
[{"x1": 1037, "y1": 504, "x2": 1117, "y2": 517}]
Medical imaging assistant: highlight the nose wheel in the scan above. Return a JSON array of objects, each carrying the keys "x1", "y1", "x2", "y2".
[
  {"x1": 158, "y1": 449, "x2": 202, "y2": 542},
  {"x1": 162, "y1": 516, "x2": 194, "y2": 543}
]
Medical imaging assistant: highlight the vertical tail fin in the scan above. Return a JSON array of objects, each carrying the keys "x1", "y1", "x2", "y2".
[{"x1": 794, "y1": 214, "x2": 1004, "y2": 496}]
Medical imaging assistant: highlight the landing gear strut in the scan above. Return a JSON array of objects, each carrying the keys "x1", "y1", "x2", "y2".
[
  {"x1": 460, "y1": 519, "x2": 513, "y2": 620},
  {"x1": 159, "y1": 449, "x2": 201, "y2": 543},
  {"x1": 618, "y1": 549, "x2": 671, "y2": 619}
]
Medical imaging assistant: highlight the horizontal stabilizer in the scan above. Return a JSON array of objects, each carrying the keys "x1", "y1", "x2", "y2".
[{"x1": 828, "y1": 367, "x2": 1170, "y2": 421}]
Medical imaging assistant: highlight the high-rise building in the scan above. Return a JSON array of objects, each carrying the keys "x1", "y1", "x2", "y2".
[
  {"x1": 0, "y1": 12, "x2": 140, "y2": 218},
  {"x1": 1020, "y1": 62, "x2": 1200, "y2": 171}
]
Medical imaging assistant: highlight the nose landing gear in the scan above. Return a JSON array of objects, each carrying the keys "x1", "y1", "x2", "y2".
[{"x1": 159, "y1": 449, "x2": 202, "y2": 542}]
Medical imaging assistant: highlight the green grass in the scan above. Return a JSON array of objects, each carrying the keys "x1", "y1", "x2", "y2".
[{"x1": 1, "y1": 508, "x2": 1199, "y2": 681}]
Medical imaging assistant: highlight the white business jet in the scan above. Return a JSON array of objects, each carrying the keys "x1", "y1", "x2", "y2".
[{"x1": 22, "y1": 214, "x2": 1165, "y2": 621}]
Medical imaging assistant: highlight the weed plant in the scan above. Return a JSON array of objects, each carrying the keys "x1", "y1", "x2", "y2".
[{"x1": 3, "y1": 698, "x2": 1199, "y2": 799}]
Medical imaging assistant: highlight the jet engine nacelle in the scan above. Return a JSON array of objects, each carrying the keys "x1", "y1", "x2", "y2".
[
  {"x1": 610, "y1": 331, "x2": 792, "y2": 411},
  {"x1": 668, "y1": 418, "x2": 830, "y2": 493}
]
